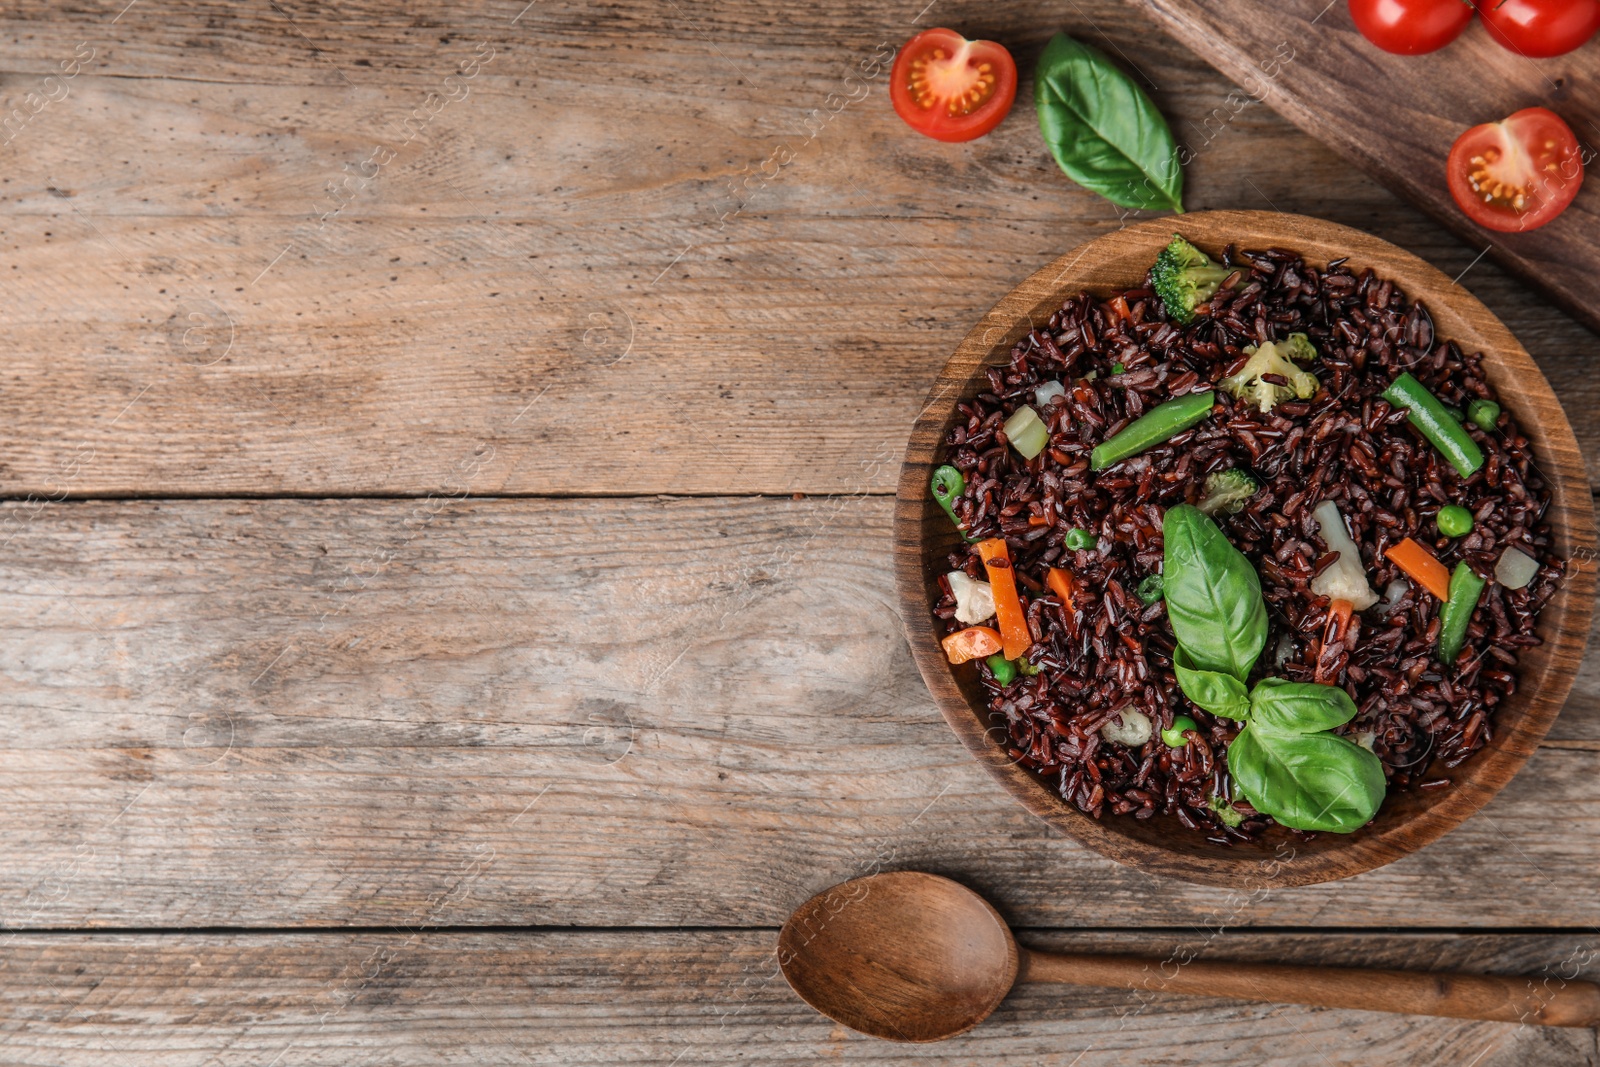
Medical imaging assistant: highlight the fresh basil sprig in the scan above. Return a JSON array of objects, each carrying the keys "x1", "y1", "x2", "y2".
[
  {"x1": 1034, "y1": 32, "x2": 1184, "y2": 213},
  {"x1": 1161, "y1": 505, "x2": 1385, "y2": 834}
]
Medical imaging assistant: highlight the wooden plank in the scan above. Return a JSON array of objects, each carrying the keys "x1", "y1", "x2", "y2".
[
  {"x1": 0, "y1": 8, "x2": 1595, "y2": 495},
  {"x1": 1124, "y1": 0, "x2": 1600, "y2": 336},
  {"x1": 0, "y1": 495, "x2": 1597, "y2": 928},
  {"x1": 0, "y1": 930, "x2": 1594, "y2": 1064}
]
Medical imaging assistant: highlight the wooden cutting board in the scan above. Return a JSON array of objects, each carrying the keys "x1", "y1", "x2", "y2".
[{"x1": 1125, "y1": 0, "x2": 1600, "y2": 334}]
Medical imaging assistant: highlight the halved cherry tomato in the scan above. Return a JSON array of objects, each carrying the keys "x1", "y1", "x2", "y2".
[
  {"x1": 942, "y1": 625, "x2": 1004, "y2": 664},
  {"x1": 1348, "y1": 0, "x2": 1476, "y2": 53},
  {"x1": 1474, "y1": 0, "x2": 1600, "y2": 57},
  {"x1": 889, "y1": 28, "x2": 1017, "y2": 143},
  {"x1": 1446, "y1": 107, "x2": 1584, "y2": 232}
]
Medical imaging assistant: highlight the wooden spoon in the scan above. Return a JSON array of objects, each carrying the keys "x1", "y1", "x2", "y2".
[{"x1": 778, "y1": 871, "x2": 1600, "y2": 1041}]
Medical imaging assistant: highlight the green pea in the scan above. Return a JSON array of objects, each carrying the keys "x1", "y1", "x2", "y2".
[
  {"x1": 986, "y1": 654, "x2": 1018, "y2": 686},
  {"x1": 1437, "y1": 505, "x2": 1474, "y2": 538},
  {"x1": 1110, "y1": 361, "x2": 1126, "y2": 375},
  {"x1": 1065, "y1": 527, "x2": 1096, "y2": 551},
  {"x1": 1466, "y1": 399, "x2": 1501, "y2": 432},
  {"x1": 1162, "y1": 714, "x2": 1199, "y2": 748},
  {"x1": 1136, "y1": 573, "x2": 1164, "y2": 604}
]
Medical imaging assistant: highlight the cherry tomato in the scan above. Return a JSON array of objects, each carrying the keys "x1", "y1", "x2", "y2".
[
  {"x1": 1474, "y1": 0, "x2": 1600, "y2": 57},
  {"x1": 1446, "y1": 107, "x2": 1584, "y2": 232},
  {"x1": 1347, "y1": 0, "x2": 1475, "y2": 53},
  {"x1": 941, "y1": 626, "x2": 1004, "y2": 664},
  {"x1": 889, "y1": 28, "x2": 1017, "y2": 143}
]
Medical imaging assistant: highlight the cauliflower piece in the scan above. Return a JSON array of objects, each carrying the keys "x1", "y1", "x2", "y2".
[
  {"x1": 1100, "y1": 707, "x2": 1153, "y2": 748},
  {"x1": 947, "y1": 570, "x2": 996, "y2": 625},
  {"x1": 1309, "y1": 500, "x2": 1380, "y2": 610}
]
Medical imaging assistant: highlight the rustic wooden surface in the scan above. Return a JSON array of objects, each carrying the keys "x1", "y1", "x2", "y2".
[
  {"x1": 2, "y1": 0, "x2": 1599, "y2": 1062},
  {"x1": 0, "y1": 931, "x2": 1597, "y2": 1065},
  {"x1": 1126, "y1": 0, "x2": 1600, "y2": 336}
]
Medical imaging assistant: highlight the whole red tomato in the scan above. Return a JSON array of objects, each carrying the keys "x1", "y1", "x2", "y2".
[
  {"x1": 1474, "y1": 0, "x2": 1600, "y2": 56},
  {"x1": 1348, "y1": 0, "x2": 1476, "y2": 53}
]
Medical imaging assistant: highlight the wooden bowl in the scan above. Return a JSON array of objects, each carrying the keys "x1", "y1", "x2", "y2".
[{"x1": 894, "y1": 211, "x2": 1596, "y2": 887}]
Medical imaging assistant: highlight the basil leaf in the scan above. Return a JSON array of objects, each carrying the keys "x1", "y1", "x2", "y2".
[
  {"x1": 1161, "y1": 504, "x2": 1267, "y2": 682},
  {"x1": 1173, "y1": 647, "x2": 1250, "y2": 721},
  {"x1": 1228, "y1": 725, "x2": 1386, "y2": 834},
  {"x1": 1248, "y1": 678, "x2": 1359, "y2": 734},
  {"x1": 1034, "y1": 33, "x2": 1183, "y2": 213}
]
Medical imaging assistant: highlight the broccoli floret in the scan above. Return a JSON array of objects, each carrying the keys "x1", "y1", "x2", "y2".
[
  {"x1": 1150, "y1": 235, "x2": 1234, "y2": 324},
  {"x1": 1208, "y1": 794, "x2": 1245, "y2": 828},
  {"x1": 1197, "y1": 468, "x2": 1260, "y2": 516},
  {"x1": 1220, "y1": 332, "x2": 1320, "y2": 413},
  {"x1": 1278, "y1": 332, "x2": 1316, "y2": 363}
]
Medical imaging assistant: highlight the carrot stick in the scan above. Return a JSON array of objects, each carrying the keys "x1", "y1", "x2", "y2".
[
  {"x1": 1325, "y1": 598, "x2": 1354, "y2": 641},
  {"x1": 978, "y1": 538, "x2": 1032, "y2": 660},
  {"x1": 1315, "y1": 598, "x2": 1354, "y2": 685},
  {"x1": 1045, "y1": 567, "x2": 1075, "y2": 613},
  {"x1": 1385, "y1": 537, "x2": 1452, "y2": 601}
]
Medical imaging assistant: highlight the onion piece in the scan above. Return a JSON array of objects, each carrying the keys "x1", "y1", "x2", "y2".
[
  {"x1": 1034, "y1": 380, "x2": 1067, "y2": 408},
  {"x1": 947, "y1": 571, "x2": 996, "y2": 625},
  {"x1": 1495, "y1": 546, "x2": 1540, "y2": 590},
  {"x1": 1376, "y1": 578, "x2": 1410, "y2": 618},
  {"x1": 1003, "y1": 405, "x2": 1049, "y2": 460},
  {"x1": 1273, "y1": 633, "x2": 1297, "y2": 669},
  {"x1": 1100, "y1": 707, "x2": 1152, "y2": 747},
  {"x1": 1310, "y1": 500, "x2": 1380, "y2": 611}
]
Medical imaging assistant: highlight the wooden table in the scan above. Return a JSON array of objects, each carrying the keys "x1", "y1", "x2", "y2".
[{"x1": 1, "y1": 1, "x2": 1596, "y2": 1063}]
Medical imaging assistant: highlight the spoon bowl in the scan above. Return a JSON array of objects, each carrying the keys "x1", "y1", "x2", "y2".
[
  {"x1": 779, "y1": 871, "x2": 1600, "y2": 1041},
  {"x1": 777, "y1": 870, "x2": 1016, "y2": 1041}
]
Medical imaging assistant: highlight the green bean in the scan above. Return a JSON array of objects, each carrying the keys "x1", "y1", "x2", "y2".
[
  {"x1": 1090, "y1": 391, "x2": 1216, "y2": 470},
  {"x1": 1064, "y1": 527, "x2": 1096, "y2": 551},
  {"x1": 1381, "y1": 373, "x2": 1484, "y2": 478},
  {"x1": 929, "y1": 465, "x2": 975, "y2": 542},
  {"x1": 1437, "y1": 562, "x2": 1486, "y2": 665}
]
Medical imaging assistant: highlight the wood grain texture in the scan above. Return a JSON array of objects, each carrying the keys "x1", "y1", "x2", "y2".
[
  {"x1": 1, "y1": 0, "x2": 1598, "y2": 1059},
  {"x1": 0, "y1": 930, "x2": 1594, "y2": 1065},
  {"x1": 1, "y1": 495, "x2": 1598, "y2": 928},
  {"x1": 896, "y1": 212, "x2": 1596, "y2": 887},
  {"x1": 1124, "y1": 0, "x2": 1600, "y2": 336},
  {"x1": 0, "y1": 3, "x2": 1595, "y2": 495}
]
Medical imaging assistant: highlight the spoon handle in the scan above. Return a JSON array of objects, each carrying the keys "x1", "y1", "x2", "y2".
[{"x1": 1017, "y1": 948, "x2": 1600, "y2": 1027}]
